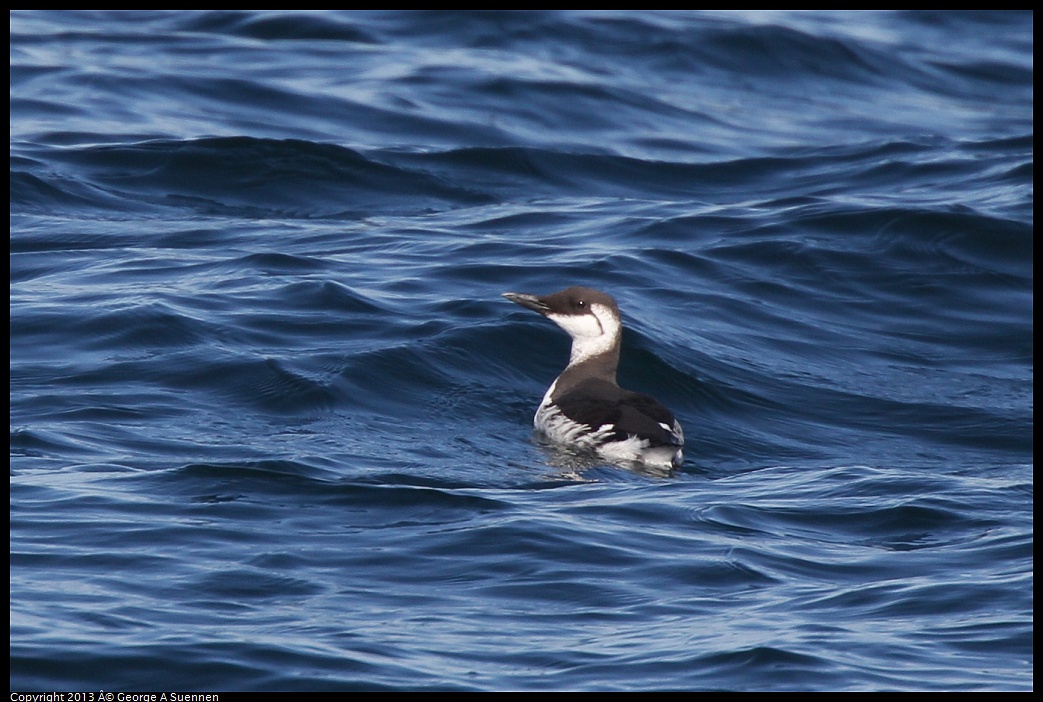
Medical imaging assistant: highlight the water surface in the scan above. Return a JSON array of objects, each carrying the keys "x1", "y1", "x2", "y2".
[{"x1": 10, "y1": 10, "x2": 1033, "y2": 691}]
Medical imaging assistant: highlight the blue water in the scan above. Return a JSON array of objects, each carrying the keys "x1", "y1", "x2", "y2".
[{"x1": 10, "y1": 10, "x2": 1032, "y2": 692}]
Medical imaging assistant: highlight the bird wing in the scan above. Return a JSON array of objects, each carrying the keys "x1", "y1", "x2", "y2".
[{"x1": 553, "y1": 378, "x2": 682, "y2": 447}]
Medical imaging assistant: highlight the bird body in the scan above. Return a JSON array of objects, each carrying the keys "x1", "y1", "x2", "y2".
[{"x1": 503, "y1": 286, "x2": 683, "y2": 469}]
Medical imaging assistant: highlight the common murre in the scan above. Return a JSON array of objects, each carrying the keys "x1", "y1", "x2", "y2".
[{"x1": 503, "y1": 286, "x2": 684, "y2": 469}]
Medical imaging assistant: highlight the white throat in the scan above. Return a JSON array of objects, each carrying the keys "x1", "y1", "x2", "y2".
[{"x1": 547, "y1": 302, "x2": 621, "y2": 367}]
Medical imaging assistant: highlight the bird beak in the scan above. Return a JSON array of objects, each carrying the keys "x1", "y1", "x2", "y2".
[{"x1": 502, "y1": 292, "x2": 550, "y2": 314}]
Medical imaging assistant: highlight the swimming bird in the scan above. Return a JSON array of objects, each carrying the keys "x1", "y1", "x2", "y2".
[{"x1": 503, "y1": 286, "x2": 684, "y2": 469}]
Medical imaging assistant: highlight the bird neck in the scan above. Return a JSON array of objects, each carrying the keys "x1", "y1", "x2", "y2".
[{"x1": 559, "y1": 340, "x2": 620, "y2": 389}]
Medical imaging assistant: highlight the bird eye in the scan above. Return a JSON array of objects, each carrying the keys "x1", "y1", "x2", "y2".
[{"x1": 577, "y1": 300, "x2": 586, "y2": 309}]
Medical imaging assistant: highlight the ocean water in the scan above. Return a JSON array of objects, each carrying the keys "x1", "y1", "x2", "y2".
[{"x1": 9, "y1": 10, "x2": 1032, "y2": 691}]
